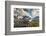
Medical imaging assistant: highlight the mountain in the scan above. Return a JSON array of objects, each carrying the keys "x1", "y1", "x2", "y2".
[
  {"x1": 33, "y1": 16, "x2": 39, "y2": 20},
  {"x1": 22, "y1": 16, "x2": 31, "y2": 21}
]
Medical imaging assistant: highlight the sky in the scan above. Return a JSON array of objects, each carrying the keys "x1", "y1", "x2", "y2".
[
  {"x1": 23, "y1": 9, "x2": 39, "y2": 19},
  {"x1": 14, "y1": 8, "x2": 39, "y2": 19}
]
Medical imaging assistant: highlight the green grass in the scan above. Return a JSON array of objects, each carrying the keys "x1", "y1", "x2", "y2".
[{"x1": 30, "y1": 20, "x2": 39, "y2": 27}]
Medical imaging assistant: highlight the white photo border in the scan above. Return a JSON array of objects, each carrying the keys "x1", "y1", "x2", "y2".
[{"x1": 11, "y1": 5, "x2": 42, "y2": 32}]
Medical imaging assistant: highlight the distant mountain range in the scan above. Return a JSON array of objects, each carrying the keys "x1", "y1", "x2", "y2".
[
  {"x1": 33, "y1": 16, "x2": 39, "y2": 20},
  {"x1": 22, "y1": 16, "x2": 39, "y2": 22}
]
